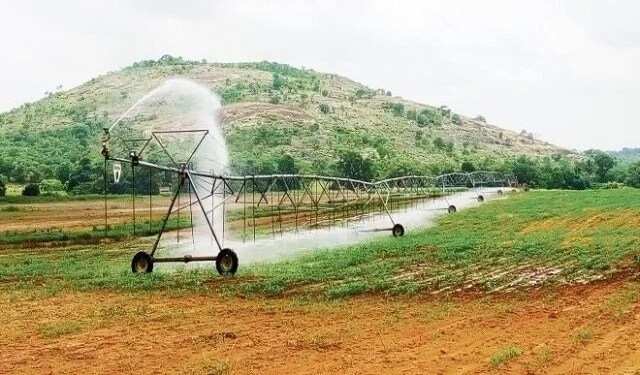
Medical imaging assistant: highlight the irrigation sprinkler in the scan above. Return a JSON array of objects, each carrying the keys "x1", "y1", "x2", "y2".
[{"x1": 100, "y1": 127, "x2": 516, "y2": 276}]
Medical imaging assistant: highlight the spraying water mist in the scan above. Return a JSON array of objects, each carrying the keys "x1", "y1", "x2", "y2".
[
  {"x1": 108, "y1": 78, "x2": 229, "y2": 257},
  {"x1": 107, "y1": 79, "x2": 513, "y2": 273}
]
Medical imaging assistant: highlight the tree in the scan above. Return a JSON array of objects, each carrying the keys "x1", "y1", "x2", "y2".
[
  {"x1": 276, "y1": 154, "x2": 298, "y2": 174},
  {"x1": 587, "y1": 150, "x2": 616, "y2": 182},
  {"x1": 336, "y1": 151, "x2": 376, "y2": 181},
  {"x1": 625, "y1": 161, "x2": 640, "y2": 188},
  {"x1": 461, "y1": 161, "x2": 476, "y2": 172},
  {"x1": 0, "y1": 177, "x2": 5, "y2": 197},
  {"x1": 22, "y1": 183, "x2": 40, "y2": 196},
  {"x1": 510, "y1": 155, "x2": 538, "y2": 185}
]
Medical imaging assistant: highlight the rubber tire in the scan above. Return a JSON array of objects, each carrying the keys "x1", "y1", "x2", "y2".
[
  {"x1": 497, "y1": 190, "x2": 504, "y2": 195},
  {"x1": 448, "y1": 205, "x2": 457, "y2": 214},
  {"x1": 477, "y1": 195, "x2": 485, "y2": 202},
  {"x1": 216, "y1": 248, "x2": 239, "y2": 277},
  {"x1": 131, "y1": 251, "x2": 153, "y2": 273},
  {"x1": 392, "y1": 224, "x2": 405, "y2": 237}
]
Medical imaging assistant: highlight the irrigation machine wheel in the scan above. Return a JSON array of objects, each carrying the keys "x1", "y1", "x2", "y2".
[
  {"x1": 477, "y1": 195, "x2": 485, "y2": 203},
  {"x1": 131, "y1": 251, "x2": 154, "y2": 273},
  {"x1": 448, "y1": 205, "x2": 457, "y2": 214},
  {"x1": 392, "y1": 224, "x2": 405, "y2": 237},
  {"x1": 497, "y1": 189, "x2": 504, "y2": 195},
  {"x1": 216, "y1": 248, "x2": 239, "y2": 277}
]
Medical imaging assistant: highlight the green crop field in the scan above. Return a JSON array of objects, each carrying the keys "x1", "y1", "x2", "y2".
[{"x1": 3, "y1": 189, "x2": 638, "y2": 300}]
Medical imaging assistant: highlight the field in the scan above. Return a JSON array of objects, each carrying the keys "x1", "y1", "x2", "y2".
[{"x1": 2, "y1": 189, "x2": 640, "y2": 373}]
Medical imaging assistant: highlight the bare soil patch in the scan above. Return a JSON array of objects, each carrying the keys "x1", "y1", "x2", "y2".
[{"x1": 2, "y1": 278, "x2": 640, "y2": 374}]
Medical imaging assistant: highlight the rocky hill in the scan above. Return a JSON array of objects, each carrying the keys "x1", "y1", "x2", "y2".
[{"x1": 0, "y1": 56, "x2": 569, "y2": 184}]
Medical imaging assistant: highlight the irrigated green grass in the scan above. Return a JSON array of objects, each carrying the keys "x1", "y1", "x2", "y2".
[
  {"x1": 230, "y1": 189, "x2": 640, "y2": 297},
  {"x1": 2, "y1": 189, "x2": 640, "y2": 299}
]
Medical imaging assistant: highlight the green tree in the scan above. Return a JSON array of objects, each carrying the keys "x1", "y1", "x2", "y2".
[
  {"x1": 586, "y1": 150, "x2": 616, "y2": 182},
  {"x1": 336, "y1": 151, "x2": 376, "y2": 181},
  {"x1": 625, "y1": 161, "x2": 640, "y2": 187},
  {"x1": 22, "y1": 183, "x2": 40, "y2": 196},
  {"x1": 510, "y1": 155, "x2": 538, "y2": 185},
  {"x1": 276, "y1": 154, "x2": 298, "y2": 174},
  {"x1": 461, "y1": 161, "x2": 476, "y2": 172}
]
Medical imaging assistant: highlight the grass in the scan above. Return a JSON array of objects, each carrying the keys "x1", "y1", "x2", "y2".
[
  {"x1": 573, "y1": 328, "x2": 593, "y2": 344},
  {"x1": 38, "y1": 320, "x2": 84, "y2": 338},
  {"x1": 191, "y1": 359, "x2": 231, "y2": 375},
  {"x1": 604, "y1": 282, "x2": 640, "y2": 321},
  {"x1": 0, "y1": 217, "x2": 192, "y2": 246},
  {"x1": 490, "y1": 345, "x2": 523, "y2": 367},
  {"x1": 1, "y1": 189, "x2": 640, "y2": 298},
  {"x1": 228, "y1": 189, "x2": 640, "y2": 297},
  {"x1": 0, "y1": 193, "x2": 127, "y2": 204}
]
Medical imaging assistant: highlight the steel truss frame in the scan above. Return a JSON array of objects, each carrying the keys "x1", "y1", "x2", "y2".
[{"x1": 101, "y1": 129, "x2": 516, "y2": 276}]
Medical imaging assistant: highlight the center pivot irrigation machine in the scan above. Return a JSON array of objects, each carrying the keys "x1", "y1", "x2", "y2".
[{"x1": 100, "y1": 127, "x2": 516, "y2": 277}]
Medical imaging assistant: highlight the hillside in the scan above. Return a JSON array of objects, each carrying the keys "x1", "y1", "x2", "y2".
[{"x1": 0, "y1": 56, "x2": 568, "y2": 186}]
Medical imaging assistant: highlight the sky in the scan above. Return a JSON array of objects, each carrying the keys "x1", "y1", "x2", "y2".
[{"x1": 1, "y1": 0, "x2": 639, "y2": 151}]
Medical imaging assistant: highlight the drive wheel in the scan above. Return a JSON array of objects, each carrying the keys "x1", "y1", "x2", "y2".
[
  {"x1": 131, "y1": 251, "x2": 153, "y2": 273},
  {"x1": 448, "y1": 205, "x2": 457, "y2": 214},
  {"x1": 216, "y1": 248, "x2": 239, "y2": 277},
  {"x1": 477, "y1": 195, "x2": 485, "y2": 202},
  {"x1": 392, "y1": 224, "x2": 405, "y2": 237}
]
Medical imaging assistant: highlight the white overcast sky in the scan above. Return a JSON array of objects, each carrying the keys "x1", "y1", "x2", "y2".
[{"x1": 1, "y1": 0, "x2": 639, "y2": 151}]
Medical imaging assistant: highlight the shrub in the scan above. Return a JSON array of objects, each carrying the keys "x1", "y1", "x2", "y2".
[
  {"x1": 220, "y1": 83, "x2": 245, "y2": 104},
  {"x1": 0, "y1": 176, "x2": 5, "y2": 197},
  {"x1": 406, "y1": 109, "x2": 417, "y2": 121},
  {"x1": 452, "y1": 114, "x2": 462, "y2": 125},
  {"x1": 391, "y1": 103, "x2": 404, "y2": 117},
  {"x1": 433, "y1": 137, "x2": 446, "y2": 150},
  {"x1": 321, "y1": 89, "x2": 329, "y2": 97},
  {"x1": 416, "y1": 108, "x2": 443, "y2": 127},
  {"x1": 272, "y1": 73, "x2": 285, "y2": 90},
  {"x1": 40, "y1": 179, "x2": 65, "y2": 195},
  {"x1": 22, "y1": 183, "x2": 40, "y2": 196},
  {"x1": 319, "y1": 103, "x2": 331, "y2": 114}
]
